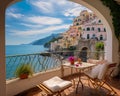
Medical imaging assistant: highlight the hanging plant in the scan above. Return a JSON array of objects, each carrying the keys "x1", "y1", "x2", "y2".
[
  {"x1": 101, "y1": 0, "x2": 120, "y2": 75},
  {"x1": 101, "y1": 0, "x2": 120, "y2": 40}
]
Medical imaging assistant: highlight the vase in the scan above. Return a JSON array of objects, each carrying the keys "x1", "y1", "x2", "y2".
[{"x1": 70, "y1": 61, "x2": 74, "y2": 65}]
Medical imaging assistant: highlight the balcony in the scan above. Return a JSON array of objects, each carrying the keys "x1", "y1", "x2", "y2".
[
  {"x1": 15, "y1": 73, "x2": 120, "y2": 96},
  {"x1": 6, "y1": 51, "x2": 120, "y2": 96}
]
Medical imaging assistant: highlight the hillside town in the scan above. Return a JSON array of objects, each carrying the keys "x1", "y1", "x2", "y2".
[{"x1": 50, "y1": 10, "x2": 106, "y2": 52}]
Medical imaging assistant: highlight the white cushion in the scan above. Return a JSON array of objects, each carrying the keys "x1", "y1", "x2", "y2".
[
  {"x1": 98, "y1": 63, "x2": 108, "y2": 79},
  {"x1": 84, "y1": 63, "x2": 108, "y2": 79},
  {"x1": 42, "y1": 76, "x2": 72, "y2": 92},
  {"x1": 91, "y1": 64, "x2": 102, "y2": 78},
  {"x1": 84, "y1": 64, "x2": 101, "y2": 79}
]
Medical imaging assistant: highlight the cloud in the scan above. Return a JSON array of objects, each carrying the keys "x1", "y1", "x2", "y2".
[
  {"x1": 29, "y1": 0, "x2": 54, "y2": 13},
  {"x1": 64, "y1": 5, "x2": 91, "y2": 17},
  {"x1": 25, "y1": 16, "x2": 63, "y2": 25},
  {"x1": 6, "y1": 7, "x2": 24, "y2": 18},
  {"x1": 28, "y1": 0, "x2": 91, "y2": 17},
  {"x1": 10, "y1": 24, "x2": 71, "y2": 36},
  {"x1": 20, "y1": 23, "x2": 44, "y2": 28},
  {"x1": 6, "y1": 12, "x2": 24, "y2": 18}
]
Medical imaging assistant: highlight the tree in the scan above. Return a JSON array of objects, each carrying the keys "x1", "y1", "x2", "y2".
[
  {"x1": 95, "y1": 42, "x2": 104, "y2": 59},
  {"x1": 95, "y1": 42, "x2": 104, "y2": 51}
]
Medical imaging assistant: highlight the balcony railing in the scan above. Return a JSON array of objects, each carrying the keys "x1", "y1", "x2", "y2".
[
  {"x1": 6, "y1": 53, "x2": 61, "y2": 80},
  {"x1": 6, "y1": 51, "x2": 105, "y2": 80}
]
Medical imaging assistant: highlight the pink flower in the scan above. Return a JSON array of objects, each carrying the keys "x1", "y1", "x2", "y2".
[{"x1": 68, "y1": 56, "x2": 75, "y2": 62}]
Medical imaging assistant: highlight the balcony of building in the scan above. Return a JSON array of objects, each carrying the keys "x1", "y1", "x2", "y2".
[{"x1": 5, "y1": 51, "x2": 120, "y2": 96}]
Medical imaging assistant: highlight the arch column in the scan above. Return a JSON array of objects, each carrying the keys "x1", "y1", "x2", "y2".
[
  {"x1": 0, "y1": 0, "x2": 19, "y2": 95},
  {"x1": 0, "y1": 4, "x2": 6, "y2": 96}
]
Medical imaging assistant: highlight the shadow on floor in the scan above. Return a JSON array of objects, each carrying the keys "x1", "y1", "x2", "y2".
[{"x1": 15, "y1": 74, "x2": 120, "y2": 96}]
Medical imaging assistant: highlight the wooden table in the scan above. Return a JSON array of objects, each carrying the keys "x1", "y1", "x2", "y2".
[{"x1": 62, "y1": 62, "x2": 96, "y2": 93}]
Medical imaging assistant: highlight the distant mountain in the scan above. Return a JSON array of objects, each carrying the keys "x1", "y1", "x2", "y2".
[{"x1": 30, "y1": 34, "x2": 60, "y2": 45}]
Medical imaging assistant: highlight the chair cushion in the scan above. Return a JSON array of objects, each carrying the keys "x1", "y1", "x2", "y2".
[
  {"x1": 98, "y1": 63, "x2": 108, "y2": 79},
  {"x1": 84, "y1": 63, "x2": 108, "y2": 79},
  {"x1": 42, "y1": 76, "x2": 72, "y2": 92},
  {"x1": 91, "y1": 64, "x2": 101, "y2": 78},
  {"x1": 85, "y1": 64, "x2": 101, "y2": 79}
]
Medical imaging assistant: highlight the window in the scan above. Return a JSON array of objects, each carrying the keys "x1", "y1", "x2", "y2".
[
  {"x1": 74, "y1": 20, "x2": 77, "y2": 22},
  {"x1": 98, "y1": 20, "x2": 101, "y2": 23},
  {"x1": 93, "y1": 34, "x2": 95, "y2": 37},
  {"x1": 100, "y1": 35, "x2": 103, "y2": 40},
  {"x1": 87, "y1": 34, "x2": 90, "y2": 39},
  {"x1": 98, "y1": 28, "x2": 101, "y2": 32},
  {"x1": 76, "y1": 23, "x2": 79, "y2": 26},
  {"x1": 87, "y1": 27, "x2": 90, "y2": 31},
  {"x1": 104, "y1": 28, "x2": 106, "y2": 32},
  {"x1": 78, "y1": 19, "x2": 81, "y2": 21},
  {"x1": 91, "y1": 34, "x2": 96, "y2": 39}
]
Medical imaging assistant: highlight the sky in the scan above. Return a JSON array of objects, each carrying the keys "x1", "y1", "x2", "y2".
[{"x1": 6, "y1": 0, "x2": 91, "y2": 45}]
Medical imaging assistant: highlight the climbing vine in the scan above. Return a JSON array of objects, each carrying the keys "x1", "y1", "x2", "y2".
[
  {"x1": 101, "y1": 0, "x2": 120, "y2": 40},
  {"x1": 101, "y1": 0, "x2": 120, "y2": 75}
]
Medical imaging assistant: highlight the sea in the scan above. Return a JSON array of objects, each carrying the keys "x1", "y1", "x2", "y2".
[
  {"x1": 6, "y1": 45, "x2": 48, "y2": 56},
  {"x1": 6, "y1": 45, "x2": 48, "y2": 79}
]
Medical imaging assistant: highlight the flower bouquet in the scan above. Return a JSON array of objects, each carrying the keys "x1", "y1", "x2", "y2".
[{"x1": 68, "y1": 56, "x2": 75, "y2": 65}]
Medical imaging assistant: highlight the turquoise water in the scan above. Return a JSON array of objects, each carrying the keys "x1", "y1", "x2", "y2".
[
  {"x1": 6, "y1": 45, "x2": 48, "y2": 56},
  {"x1": 6, "y1": 45, "x2": 49, "y2": 79}
]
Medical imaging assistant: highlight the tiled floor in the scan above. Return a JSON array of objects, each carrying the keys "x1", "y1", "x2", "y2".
[{"x1": 16, "y1": 74, "x2": 120, "y2": 96}]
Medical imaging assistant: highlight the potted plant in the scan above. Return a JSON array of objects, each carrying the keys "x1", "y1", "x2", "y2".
[
  {"x1": 15, "y1": 64, "x2": 33, "y2": 79},
  {"x1": 68, "y1": 56, "x2": 75, "y2": 65}
]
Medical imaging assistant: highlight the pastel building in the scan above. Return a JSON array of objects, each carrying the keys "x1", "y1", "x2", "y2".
[
  {"x1": 73, "y1": 10, "x2": 96, "y2": 26},
  {"x1": 50, "y1": 10, "x2": 107, "y2": 51},
  {"x1": 61, "y1": 26, "x2": 81, "y2": 47},
  {"x1": 82, "y1": 18, "x2": 107, "y2": 40},
  {"x1": 73, "y1": 10, "x2": 106, "y2": 41},
  {"x1": 50, "y1": 26, "x2": 81, "y2": 51}
]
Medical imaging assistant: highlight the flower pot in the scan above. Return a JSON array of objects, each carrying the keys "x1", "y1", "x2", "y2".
[
  {"x1": 20, "y1": 74, "x2": 28, "y2": 79},
  {"x1": 70, "y1": 61, "x2": 74, "y2": 65}
]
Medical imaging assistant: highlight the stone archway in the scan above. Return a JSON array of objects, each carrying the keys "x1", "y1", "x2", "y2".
[
  {"x1": 77, "y1": 39, "x2": 96, "y2": 51},
  {"x1": 79, "y1": 47, "x2": 88, "y2": 62},
  {"x1": 77, "y1": 39, "x2": 97, "y2": 61}
]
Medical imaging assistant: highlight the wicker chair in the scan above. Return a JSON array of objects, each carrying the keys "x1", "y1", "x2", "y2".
[{"x1": 37, "y1": 76, "x2": 72, "y2": 96}]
